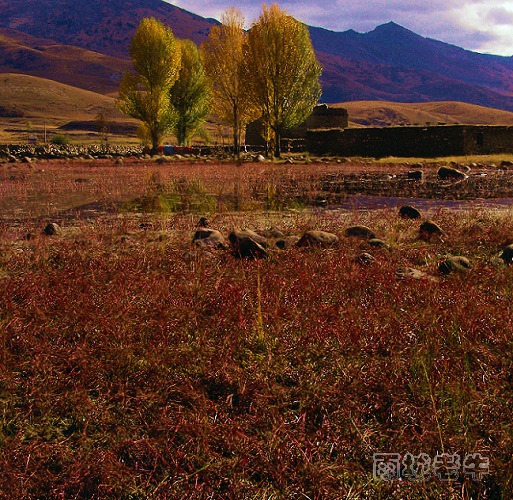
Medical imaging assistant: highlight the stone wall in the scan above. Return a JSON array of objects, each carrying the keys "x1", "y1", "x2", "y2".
[{"x1": 306, "y1": 125, "x2": 513, "y2": 157}]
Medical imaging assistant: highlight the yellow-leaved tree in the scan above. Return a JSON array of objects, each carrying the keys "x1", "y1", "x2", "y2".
[
  {"x1": 245, "y1": 4, "x2": 322, "y2": 157},
  {"x1": 117, "y1": 17, "x2": 181, "y2": 152},
  {"x1": 202, "y1": 8, "x2": 257, "y2": 156}
]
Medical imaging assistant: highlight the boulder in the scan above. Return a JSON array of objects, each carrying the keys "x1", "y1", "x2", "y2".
[
  {"x1": 438, "y1": 256, "x2": 471, "y2": 274},
  {"x1": 229, "y1": 229, "x2": 268, "y2": 258},
  {"x1": 499, "y1": 244, "x2": 513, "y2": 264},
  {"x1": 399, "y1": 205, "x2": 421, "y2": 219},
  {"x1": 354, "y1": 252, "x2": 375, "y2": 265},
  {"x1": 345, "y1": 225, "x2": 376, "y2": 239},
  {"x1": 275, "y1": 235, "x2": 301, "y2": 250},
  {"x1": 193, "y1": 228, "x2": 227, "y2": 249},
  {"x1": 419, "y1": 220, "x2": 444, "y2": 241},
  {"x1": 43, "y1": 222, "x2": 60, "y2": 236},
  {"x1": 368, "y1": 238, "x2": 389, "y2": 249},
  {"x1": 437, "y1": 166, "x2": 467, "y2": 181},
  {"x1": 296, "y1": 230, "x2": 339, "y2": 247},
  {"x1": 407, "y1": 170, "x2": 424, "y2": 181}
]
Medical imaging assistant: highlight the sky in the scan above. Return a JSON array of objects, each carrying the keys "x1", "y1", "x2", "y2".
[{"x1": 169, "y1": 0, "x2": 513, "y2": 56}]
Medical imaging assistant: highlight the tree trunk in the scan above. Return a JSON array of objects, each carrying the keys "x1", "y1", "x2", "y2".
[
  {"x1": 274, "y1": 129, "x2": 281, "y2": 158},
  {"x1": 233, "y1": 106, "x2": 239, "y2": 158}
]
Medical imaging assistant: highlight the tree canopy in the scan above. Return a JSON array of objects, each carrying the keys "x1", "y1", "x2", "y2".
[
  {"x1": 169, "y1": 39, "x2": 210, "y2": 146},
  {"x1": 245, "y1": 4, "x2": 322, "y2": 157},
  {"x1": 202, "y1": 8, "x2": 257, "y2": 156},
  {"x1": 117, "y1": 17, "x2": 181, "y2": 151}
]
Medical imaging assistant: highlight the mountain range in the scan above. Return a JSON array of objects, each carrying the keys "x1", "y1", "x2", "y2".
[{"x1": 1, "y1": 0, "x2": 513, "y2": 112}]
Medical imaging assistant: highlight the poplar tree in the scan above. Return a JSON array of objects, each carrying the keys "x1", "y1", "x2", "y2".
[
  {"x1": 117, "y1": 17, "x2": 181, "y2": 152},
  {"x1": 245, "y1": 4, "x2": 322, "y2": 157},
  {"x1": 169, "y1": 39, "x2": 210, "y2": 146},
  {"x1": 202, "y1": 8, "x2": 256, "y2": 156}
]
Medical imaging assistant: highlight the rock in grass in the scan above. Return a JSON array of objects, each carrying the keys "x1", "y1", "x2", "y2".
[
  {"x1": 407, "y1": 170, "x2": 424, "y2": 181},
  {"x1": 229, "y1": 229, "x2": 268, "y2": 259},
  {"x1": 368, "y1": 238, "x2": 389, "y2": 249},
  {"x1": 259, "y1": 227, "x2": 285, "y2": 239},
  {"x1": 399, "y1": 205, "x2": 421, "y2": 219},
  {"x1": 193, "y1": 228, "x2": 227, "y2": 249},
  {"x1": 437, "y1": 166, "x2": 467, "y2": 181},
  {"x1": 499, "y1": 244, "x2": 513, "y2": 264},
  {"x1": 438, "y1": 256, "x2": 471, "y2": 274},
  {"x1": 345, "y1": 225, "x2": 376, "y2": 239},
  {"x1": 419, "y1": 220, "x2": 444, "y2": 241},
  {"x1": 275, "y1": 235, "x2": 300, "y2": 250},
  {"x1": 395, "y1": 267, "x2": 438, "y2": 282},
  {"x1": 296, "y1": 230, "x2": 339, "y2": 248},
  {"x1": 43, "y1": 222, "x2": 60, "y2": 236},
  {"x1": 354, "y1": 252, "x2": 375, "y2": 265}
]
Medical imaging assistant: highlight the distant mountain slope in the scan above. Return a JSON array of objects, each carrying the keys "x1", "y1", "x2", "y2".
[
  {"x1": 0, "y1": 0, "x2": 217, "y2": 58},
  {"x1": 317, "y1": 51, "x2": 513, "y2": 111},
  {"x1": 0, "y1": 29, "x2": 128, "y2": 94},
  {"x1": 309, "y1": 23, "x2": 513, "y2": 97}
]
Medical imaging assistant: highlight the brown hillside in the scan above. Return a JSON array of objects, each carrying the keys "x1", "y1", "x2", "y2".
[
  {"x1": 0, "y1": 73, "x2": 137, "y2": 142},
  {"x1": 338, "y1": 101, "x2": 513, "y2": 127}
]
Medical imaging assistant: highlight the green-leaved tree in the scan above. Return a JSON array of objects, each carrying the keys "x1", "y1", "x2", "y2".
[
  {"x1": 117, "y1": 17, "x2": 181, "y2": 152},
  {"x1": 169, "y1": 39, "x2": 210, "y2": 146},
  {"x1": 245, "y1": 4, "x2": 322, "y2": 157}
]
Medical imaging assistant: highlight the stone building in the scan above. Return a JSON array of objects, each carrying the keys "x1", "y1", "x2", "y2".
[{"x1": 245, "y1": 104, "x2": 348, "y2": 146}]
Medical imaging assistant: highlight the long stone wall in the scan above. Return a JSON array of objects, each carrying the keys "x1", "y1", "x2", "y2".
[{"x1": 306, "y1": 125, "x2": 513, "y2": 158}]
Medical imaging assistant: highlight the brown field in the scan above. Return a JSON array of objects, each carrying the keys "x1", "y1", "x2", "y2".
[{"x1": 1, "y1": 156, "x2": 513, "y2": 497}]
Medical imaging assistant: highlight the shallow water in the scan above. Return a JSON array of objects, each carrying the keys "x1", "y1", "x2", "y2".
[{"x1": 329, "y1": 195, "x2": 513, "y2": 212}]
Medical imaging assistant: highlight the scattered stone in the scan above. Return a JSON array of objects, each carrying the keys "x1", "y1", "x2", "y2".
[
  {"x1": 437, "y1": 166, "x2": 467, "y2": 181},
  {"x1": 459, "y1": 165, "x2": 471, "y2": 173},
  {"x1": 419, "y1": 220, "x2": 444, "y2": 241},
  {"x1": 355, "y1": 252, "x2": 375, "y2": 265},
  {"x1": 499, "y1": 244, "x2": 513, "y2": 264},
  {"x1": 395, "y1": 267, "x2": 438, "y2": 282},
  {"x1": 438, "y1": 256, "x2": 471, "y2": 274},
  {"x1": 229, "y1": 229, "x2": 268, "y2": 258},
  {"x1": 275, "y1": 236, "x2": 300, "y2": 250},
  {"x1": 197, "y1": 217, "x2": 209, "y2": 228},
  {"x1": 345, "y1": 225, "x2": 376, "y2": 239},
  {"x1": 259, "y1": 227, "x2": 284, "y2": 239},
  {"x1": 43, "y1": 222, "x2": 60, "y2": 236},
  {"x1": 407, "y1": 170, "x2": 424, "y2": 181},
  {"x1": 296, "y1": 230, "x2": 339, "y2": 247},
  {"x1": 399, "y1": 205, "x2": 421, "y2": 219},
  {"x1": 257, "y1": 154, "x2": 266, "y2": 163},
  {"x1": 368, "y1": 238, "x2": 389, "y2": 249},
  {"x1": 193, "y1": 228, "x2": 227, "y2": 249}
]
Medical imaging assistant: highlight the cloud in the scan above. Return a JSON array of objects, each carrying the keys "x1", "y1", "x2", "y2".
[{"x1": 168, "y1": 0, "x2": 513, "y2": 56}]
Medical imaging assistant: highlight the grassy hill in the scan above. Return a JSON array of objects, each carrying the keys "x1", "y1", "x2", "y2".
[
  {"x1": 339, "y1": 100, "x2": 513, "y2": 127},
  {"x1": 0, "y1": 73, "x2": 137, "y2": 143}
]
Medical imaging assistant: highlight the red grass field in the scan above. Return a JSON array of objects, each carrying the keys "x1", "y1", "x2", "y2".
[{"x1": 1, "y1": 157, "x2": 513, "y2": 498}]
